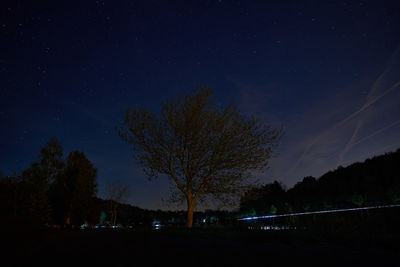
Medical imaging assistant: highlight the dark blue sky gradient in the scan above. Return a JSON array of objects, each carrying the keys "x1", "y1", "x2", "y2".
[{"x1": 1, "y1": 1, "x2": 400, "y2": 210}]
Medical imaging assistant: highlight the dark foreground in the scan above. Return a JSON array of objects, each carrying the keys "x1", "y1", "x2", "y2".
[{"x1": 2, "y1": 228, "x2": 399, "y2": 266}]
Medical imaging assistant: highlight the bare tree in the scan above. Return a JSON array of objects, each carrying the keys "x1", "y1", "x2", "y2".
[
  {"x1": 118, "y1": 87, "x2": 282, "y2": 227},
  {"x1": 105, "y1": 180, "x2": 129, "y2": 226}
]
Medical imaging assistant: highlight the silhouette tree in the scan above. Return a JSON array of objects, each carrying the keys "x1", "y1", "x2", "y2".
[
  {"x1": 352, "y1": 193, "x2": 364, "y2": 207},
  {"x1": 287, "y1": 176, "x2": 318, "y2": 211},
  {"x1": 118, "y1": 87, "x2": 282, "y2": 227},
  {"x1": 240, "y1": 180, "x2": 286, "y2": 215},
  {"x1": 21, "y1": 163, "x2": 51, "y2": 225},
  {"x1": 0, "y1": 174, "x2": 19, "y2": 218},
  {"x1": 39, "y1": 137, "x2": 64, "y2": 184},
  {"x1": 64, "y1": 151, "x2": 98, "y2": 226},
  {"x1": 17, "y1": 138, "x2": 65, "y2": 226},
  {"x1": 104, "y1": 180, "x2": 130, "y2": 226},
  {"x1": 239, "y1": 186, "x2": 263, "y2": 216}
]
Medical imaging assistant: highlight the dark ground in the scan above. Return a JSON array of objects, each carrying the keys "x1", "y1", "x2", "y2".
[{"x1": 2, "y1": 227, "x2": 399, "y2": 266}]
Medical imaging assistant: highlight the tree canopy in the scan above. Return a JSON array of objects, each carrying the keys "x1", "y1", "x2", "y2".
[{"x1": 118, "y1": 87, "x2": 282, "y2": 227}]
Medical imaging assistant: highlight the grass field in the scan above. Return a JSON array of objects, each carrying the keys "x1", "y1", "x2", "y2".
[{"x1": 3, "y1": 227, "x2": 399, "y2": 266}]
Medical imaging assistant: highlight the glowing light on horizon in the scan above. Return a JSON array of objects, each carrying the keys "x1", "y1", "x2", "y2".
[{"x1": 237, "y1": 203, "x2": 400, "y2": 221}]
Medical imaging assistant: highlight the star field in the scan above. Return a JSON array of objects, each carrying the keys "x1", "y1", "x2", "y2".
[{"x1": 1, "y1": 1, "x2": 400, "y2": 210}]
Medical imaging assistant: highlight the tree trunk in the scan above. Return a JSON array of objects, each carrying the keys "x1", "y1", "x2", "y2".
[
  {"x1": 186, "y1": 198, "x2": 195, "y2": 228},
  {"x1": 113, "y1": 206, "x2": 118, "y2": 226},
  {"x1": 65, "y1": 214, "x2": 71, "y2": 228}
]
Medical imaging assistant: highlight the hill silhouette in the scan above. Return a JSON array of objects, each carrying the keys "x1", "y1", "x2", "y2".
[{"x1": 240, "y1": 148, "x2": 400, "y2": 216}]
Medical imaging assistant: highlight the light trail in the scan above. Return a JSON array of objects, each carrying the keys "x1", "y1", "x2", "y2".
[{"x1": 237, "y1": 203, "x2": 400, "y2": 221}]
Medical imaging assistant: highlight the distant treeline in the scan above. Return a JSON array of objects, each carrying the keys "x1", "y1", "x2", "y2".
[
  {"x1": 0, "y1": 137, "x2": 99, "y2": 228},
  {"x1": 0, "y1": 137, "x2": 235, "y2": 229},
  {"x1": 239, "y1": 149, "x2": 400, "y2": 217},
  {"x1": 99, "y1": 202, "x2": 236, "y2": 228},
  {"x1": 1, "y1": 138, "x2": 399, "y2": 229}
]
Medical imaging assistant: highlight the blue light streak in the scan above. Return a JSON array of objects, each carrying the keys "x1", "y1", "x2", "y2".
[{"x1": 237, "y1": 203, "x2": 400, "y2": 221}]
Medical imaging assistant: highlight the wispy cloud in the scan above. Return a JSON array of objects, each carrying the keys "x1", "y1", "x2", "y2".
[
  {"x1": 350, "y1": 119, "x2": 400, "y2": 149},
  {"x1": 237, "y1": 46, "x2": 400, "y2": 187},
  {"x1": 338, "y1": 46, "x2": 400, "y2": 164}
]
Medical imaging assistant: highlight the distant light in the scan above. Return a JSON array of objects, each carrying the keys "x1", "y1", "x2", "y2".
[
  {"x1": 238, "y1": 203, "x2": 400, "y2": 221},
  {"x1": 153, "y1": 223, "x2": 163, "y2": 230},
  {"x1": 248, "y1": 226, "x2": 297, "y2": 231}
]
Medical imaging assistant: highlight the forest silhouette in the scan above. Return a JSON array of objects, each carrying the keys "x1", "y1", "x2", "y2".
[
  {"x1": 1, "y1": 137, "x2": 399, "y2": 230},
  {"x1": 1, "y1": 142, "x2": 400, "y2": 266},
  {"x1": 237, "y1": 149, "x2": 400, "y2": 236},
  {"x1": 240, "y1": 148, "x2": 400, "y2": 217}
]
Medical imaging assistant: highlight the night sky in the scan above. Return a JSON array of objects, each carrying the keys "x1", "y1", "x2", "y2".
[{"x1": 1, "y1": 1, "x2": 400, "y2": 210}]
